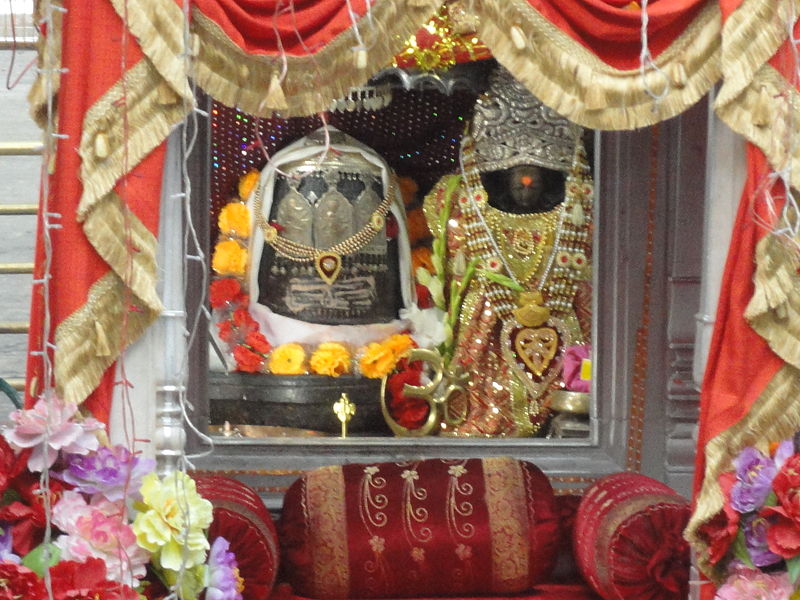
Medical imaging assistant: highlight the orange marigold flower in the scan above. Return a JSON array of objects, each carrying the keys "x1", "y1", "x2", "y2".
[
  {"x1": 310, "y1": 342, "x2": 351, "y2": 377},
  {"x1": 212, "y1": 240, "x2": 248, "y2": 276},
  {"x1": 385, "y1": 334, "x2": 415, "y2": 358},
  {"x1": 359, "y1": 342, "x2": 397, "y2": 379},
  {"x1": 218, "y1": 202, "x2": 251, "y2": 237},
  {"x1": 411, "y1": 246, "x2": 434, "y2": 274},
  {"x1": 238, "y1": 169, "x2": 260, "y2": 200},
  {"x1": 406, "y1": 208, "x2": 431, "y2": 244},
  {"x1": 269, "y1": 343, "x2": 306, "y2": 375}
]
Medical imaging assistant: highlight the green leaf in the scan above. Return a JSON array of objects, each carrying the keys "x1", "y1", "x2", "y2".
[
  {"x1": 764, "y1": 490, "x2": 778, "y2": 507},
  {"x1": 22, "y1": 543, "x2": 61, "y2": 577},
  {"x1": 480, "y1": 270, "x2": 525, "y2": 292},
  {"x1": 731, "y1": 528, "x2": 754, "y2": 569},
  {"x1": 788, "y1": 555, "x2": 800, "y2": 586}
]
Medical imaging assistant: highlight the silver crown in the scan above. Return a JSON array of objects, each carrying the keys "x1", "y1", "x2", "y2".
[{"x1": 471, "y1": 66, "x2": 581, "y2": 173}]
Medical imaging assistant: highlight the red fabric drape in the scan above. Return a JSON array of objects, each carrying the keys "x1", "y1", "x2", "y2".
[
  {"x1": 190, "y1": 0, "x2": 376, "y2": 56},
  {"x1": 692, "y1": 146, "x2": 785, "y2": 497},
  {"x1": 25, "y1": 0, "x2": 166, "y2": 423},
  {"x1": 527, "y1": 0, "x2": 709, "y2": 70}
]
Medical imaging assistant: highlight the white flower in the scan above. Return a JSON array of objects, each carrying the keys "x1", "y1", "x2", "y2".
[{"x1": 400, "y1": 306, "x2": 447, "y2": 349}]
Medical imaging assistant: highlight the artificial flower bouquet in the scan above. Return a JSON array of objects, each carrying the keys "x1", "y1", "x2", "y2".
[
  {"x1": 0, "y1": 394, "x2": 243, "y2": 600},
  {"x1": 697, "y1": 438, "x2": 800, "y2": 599}
]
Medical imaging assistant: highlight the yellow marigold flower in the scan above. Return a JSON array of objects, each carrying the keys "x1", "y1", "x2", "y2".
[
  {"x1": 310, "y1": 342, "x2": 351, "y2": 377},
  {"x1": 385, "y1": 334, "x2": 414, "y2": 358},
  {"x1": 212, "y1": 239, "x2": 248, "y2": 276},
  {"x1": 218, "y1": 202, "x2": 251, "y2": 237},
  {"x1": 269, "y1": 343, "x2": 307, "y2": 375},
  {"x1": 238, "y1": 169, "x2": 260, "y2": 200},
  {"x1": 359, "y1": 342, "x2": 397, "y2": 379},
  {"x1": 132, "y1": 471, "x2": 213, "y2": 572}
]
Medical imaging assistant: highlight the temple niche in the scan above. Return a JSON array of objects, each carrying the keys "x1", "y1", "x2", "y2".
[{"x1": 207, "y1": 23, "x2": 595, "y2": 439}]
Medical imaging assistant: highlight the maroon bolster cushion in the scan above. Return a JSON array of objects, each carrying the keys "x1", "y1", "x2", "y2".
[
  {"x1": 278, "y1": 457, "x2": 560, "y2": 599},
  {"x1": 194, "y1": 475, "x2": 280, "y2": 600},
  {"x1": 573, "y1": 473, "x2": 691, "y2": 600}
]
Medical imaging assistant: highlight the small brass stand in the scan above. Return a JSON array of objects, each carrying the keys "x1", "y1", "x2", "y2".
[{"x1": 333, "y1": 393, "x2": 356, "y2": 438}]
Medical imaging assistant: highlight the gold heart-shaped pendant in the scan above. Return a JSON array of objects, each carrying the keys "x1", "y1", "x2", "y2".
[
  {"x1": 315, "y1": 252, "x2": 342, "y2": 285},
  {"x1": 513, "y1": 327, "x2": 558, "y2": 376}
]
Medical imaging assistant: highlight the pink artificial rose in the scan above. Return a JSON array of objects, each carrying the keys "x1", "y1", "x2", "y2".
[
  {"x1": 562, "y1": 345, "x2": 591, "y2": 393},
  {"x1": 3, "y1": 392, "x2": 104, "y2": 472},
  {"x1": 714, "y1": 567, "x2": 792, "y2": 599},
  {"x1": 53, "y1": 491, "x2": 147, "y2": 585}
]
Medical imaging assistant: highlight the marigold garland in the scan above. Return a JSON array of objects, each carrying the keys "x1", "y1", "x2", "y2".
[
  {"x1": 212, "y1": 240, "x2": 248, "y2": 276},
  {"x1": 218, "y1": 202, "x2": 251, "y2": 237},
  {"x1": 238, "y1": 169, "x2": 260, "y2": 201},
  {"x1": 269, "y1": 343, "x2": 307, "y2": 375},
  {"x1": 309, "y1": 342, "x2": 352, "y2": 377},
  {"x1": 359, "y1": 333, "x2": 415, "y2": 379}
]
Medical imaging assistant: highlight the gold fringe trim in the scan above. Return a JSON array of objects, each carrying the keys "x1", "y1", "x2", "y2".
[
  {"x1": 191, "y1": 0, "x2": 442, "y2": 118},
  {"x1": 714, "y1": 0, "x2": 797, "y2": 109},
  {"x1": 475, "y1": 0, "x2": 721, "y2": 130},
  {"x1": 77, "y1": 58, "x2": 186, "y2": 221},
  {"x1": 27, "y1": 1, "x2": 62, "y2": 130},
  {"x1": 54, "y1": 270, "x2": 160, "y2": 406},
  {"x1": 686, "y1": 365, "x2": 800, "y2": 581},
  {"x1": 745, "y1": 225, "x2": 800, "y2": 370},
  {"x1": 107, "y1": 0, "x2": 194, "y2": 106},
  {"x1": 82, "y1": 193, "x2": 163, "y2": 314},
  {"x1": 715, "y1": 64, "x2": 800, "y2": 189}
]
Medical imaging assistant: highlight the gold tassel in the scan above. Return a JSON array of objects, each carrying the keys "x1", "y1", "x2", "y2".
[
  {"x1": 752, "y1": 86, "x2": 772, "y2": 127},
  {"x1": 238, "y1": 64, "x2": 250, "y2": 81},
  {"x1": 94, "y1": 321, "x2": 111, "y2": 357},
  {"x1": 266, "y1": 73, "x2": 289, "y2": 111},
  {"x1": 156, "y1": 81, "x2": 179, "y2": 105},
  {"x1": 669, "y1": 61, "x2": 688, "y2": 89},
  {"x1": 94, "y1": 132, "x2": 110, "y2": 160},
  {"x1": 191, "y1": 33, "x2": 201, "y2": 57},
  {"x1": 584, "y1": 78, "x2": 607, "y2": 111},
  {"x1": 354, "y1": 47, "x2": 368, "y2": 70},
  {"x1": 510, "y1": 25, "x2": 527, "y2": 50}
]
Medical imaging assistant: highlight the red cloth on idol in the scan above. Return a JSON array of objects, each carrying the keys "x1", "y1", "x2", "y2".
[
  {"x1": 268, "y1": 583, "x2": 603, "y2": 600},
  {"x1": 25, "y1": 0, "x2": 165, "y2": 422}
]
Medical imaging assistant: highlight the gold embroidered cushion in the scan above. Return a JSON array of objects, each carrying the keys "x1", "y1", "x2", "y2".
[{"x1": 278, "y1": 457, "x2": 560, "y2": 598}]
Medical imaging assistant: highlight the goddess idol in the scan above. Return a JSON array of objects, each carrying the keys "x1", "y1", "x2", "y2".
[{"x1": 423, "y1": 66, "x2": 594, "y2": 437}]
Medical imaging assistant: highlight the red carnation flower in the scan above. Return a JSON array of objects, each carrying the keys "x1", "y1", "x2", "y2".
[
  {"x1": 0, "y1": 436, "x2": 29, "y2": 495},
  {"x1": 387, "y1": 361, "x2": 429, "y2": 430},
  {"x1": 232, "y1": 308, "x2": 257, "y2": 333},
  {"x1": 234, "y1": 345, "x2": 265, "y2": 373},
  {"x1": 765, "y1": 454, "x2": 800, "y2": 558},
  {"x1": 210, "y1": 278, "x2": 243, "y2": 309},
  {"x1": 217, "y1": 320, "x2": 234, "y2": 343},
  {"x1": 697, "y1": 472, "x2": 738, "y2": 565},
  {"x1": 50, "y1": 558, "x2": 138, "y2": 600},
  {"x1": 0, "y1": 563, "x2": 45, "y2": 600},
  {"x1": 415, "y1": 283, "x2": 433, "y2": 309},
  {"x1": 245, "y1": 331, "x2": 272, "y2": 354}
]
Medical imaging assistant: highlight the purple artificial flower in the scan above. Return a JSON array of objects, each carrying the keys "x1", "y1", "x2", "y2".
[
  {"x1": 0, "y1": 524, "x2": 20, "y2": 564},
  {"x1": 56, "y1": 445, "x2": 155, "y2": 503},
  {"x1": 742, "y1": 514, "x2": 782, "y2": 567},
  {"x1": 205, "y1": 537, "x2": 243, "y2": 600},
  {"x1": 730, "y1": 447, "x2": 778, "y2": 513}
]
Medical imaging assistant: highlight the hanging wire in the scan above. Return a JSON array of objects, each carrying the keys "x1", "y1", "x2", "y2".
[
  {"x1": 5, "y1": 0, "x2": 37, "y2": 90},
  {"x1": 638, "y1": 0, "x2": 671, "y2": 105}
]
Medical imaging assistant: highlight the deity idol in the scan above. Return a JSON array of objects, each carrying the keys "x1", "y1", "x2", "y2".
[
  {"x1": 247, "y1": 127, "x2": 415, "y2": 348},
  {"x1": 423, "y1": 66, "x2": 594, "y2": 436}
]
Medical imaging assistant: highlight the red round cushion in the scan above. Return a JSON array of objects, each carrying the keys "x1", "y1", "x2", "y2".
[
  {"x1": 194, "y1": 475, "x2": 279, "y2": 600},
  {"x1": 278, "y1": 457, "x2": 560, "y2": 599},
  {"x1": 573, "y1": 473, "x2": 691, "y2": 600}
]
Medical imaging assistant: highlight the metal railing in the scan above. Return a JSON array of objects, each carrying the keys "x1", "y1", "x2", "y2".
[{"x1": 0, "y1": 3, "x2": 36, "y2": 47}]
